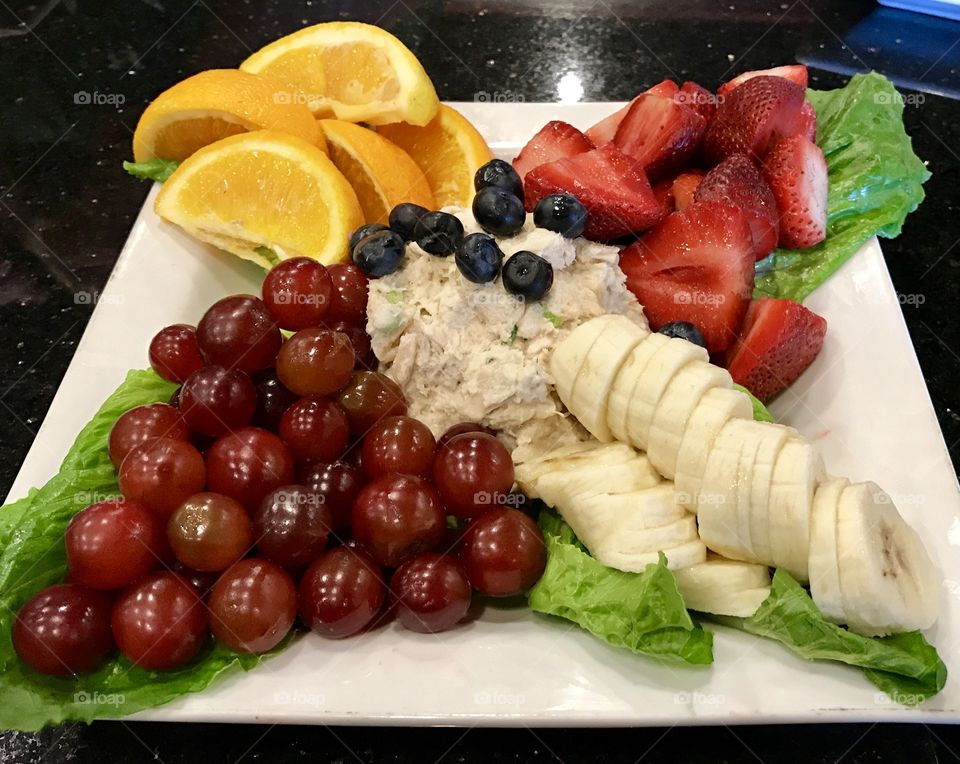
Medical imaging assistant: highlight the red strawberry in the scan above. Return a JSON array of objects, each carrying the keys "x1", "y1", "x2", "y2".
[
  {"x1": 703, "y1": 76, "x2": 805, "y2": 164},
  {"x1": 524, "y1": 143, "x2": 663, "y2": 240},
  {"x1": 677, "y1": 81, "x2": 718, "y2": 126},
  {"x1": 761, "y1": 134, "x2": 827, "y2": 249},
  {"x1": 584, "y1": 80, "x2": 679, "y2": 145},
  {"x1": 725, "y1": 297, "x2": 827, "y2": 401},
  {"x1": 717, "y1": 64, "x2": 808, "y2": 98},
  {"x1": 613, "y1": 94, "x2": 707, "y2": 180},
  {"x1": 694, "y1": 154, "x2": 779, "y2": 260},
  {"x1": 671, "y1": 171, "x2": 705, "y2": 211},
  {"x1": 512, "y1": 121, "x2": 594, "y2": 181},
  {"x1": 792, "y1": 100, "x2": 817, "y2": 141},
  {"x1": 618, "y1": 200, "x2": 755, "y2": 352},
  {"x1": 652, "y1": 178, "x2": 675, "y2": 221}
]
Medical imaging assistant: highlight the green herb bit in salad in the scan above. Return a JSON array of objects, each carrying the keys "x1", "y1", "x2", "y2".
[
  {"x1": 507, "y1": 324, "x2": 518, "y2": 344},
  {"x1": 543, "y1": 310, "x2": 564, "y2": 328},
  {"x1": 254, "y1": 246, "x2": 280, "y2": 266},
  {"x1": 122, "y1": 158, "x2": 180, "y2": 183},
  {"x1": 386, "y1": 290, "x2": 404, "y2": 305}
]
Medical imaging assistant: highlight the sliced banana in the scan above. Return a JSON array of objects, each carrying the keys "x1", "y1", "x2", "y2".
[
  {"x1": 673, "y1": 554, "x2": 772, "y2": 617},
  {"x1": 514, "y1": 441, "x2": 638, "y2": 486},
  {"x1": 549, "y1": 315, "x2": 622, "y2": 410},
  {"x1": 526, "y1": 455, "x2": 661, "y2": 507},
  {"x1": 614, "y1": 513, "x2": 699, "y2": 554},
  {"x1": 646, "y1": 360, "x2": 732, "y2": 480},
  {"x1": 606, "y1": 333, "x2": 671, "y2": 443},
  {"x1": 576, "y1": 484, "x2": 687, "y2": 531},
  {"x1": 625, "y1": 338, "x2": 709, "y2": 453},
  {"x1": 836, "y1": 482, "x2": 940, "y2": 636},
  {"x1": 598, "y1": 538, "x2": 707, "y2": 573},
  {"x1": 746, "y1": 423, "x2": 795, "y2": 565},
  {"x1": 674, "y1": 386, "x2": 753, "y2": 511},
  {"x1": 808, "y1": 477, "x2": 848, "y2": 623},
  {"x1": 768, "y1": 438, "x2": 824, "y2": 582}
]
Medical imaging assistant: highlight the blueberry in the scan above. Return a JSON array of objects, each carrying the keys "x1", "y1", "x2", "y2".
[
  {"x1": 414, "y1": 211, "x2": 464, "y2": 256},
  {"x1": 474, "y1": 159, "x2": 524, "y2": 201},
  {"x1": 351, "y1": 229, "x2": 406, "y2": 278},
  {"x1": 502, "y1": 250, "x2": 553, "y2": 302},
  {"x1": 455, "y1": 233, "x2": 504, "y2": 284},
  {"x1": 472, "y1": 187, "x2": 525, "y2": 238},
  {"x1": 533, "y1": 194, "x2": 588, "y2": 239},
  {"x1": 657, "y1": 321, "x2": 707, "y2": 349},
  {"x1": 389, "y1": 203, "x2": 429, "y2": 242},
  {"x1": 349, "y1": 223, "x2": 390, "y2": 252}
]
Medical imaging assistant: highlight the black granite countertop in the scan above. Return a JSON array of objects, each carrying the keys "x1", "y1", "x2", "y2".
[{"x1": 1, "y1": 0, "x2": 959, "y2": 760}]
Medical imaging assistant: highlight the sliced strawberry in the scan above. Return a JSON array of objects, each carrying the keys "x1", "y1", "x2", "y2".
[
  {"x1": 677, "y1": 81, "x2": 718, "y2": 126},
  {"x1": 512, "y1": 121, "x2": 594, "y2": 181},
  {"x1": 717, "y1": 64, "x2": 808, "y2": 98},
  {"x1": 671, "y1": 171, "x2": 705, "y2": 211},
  {"x1": 524, "y1": 143, "x2": 663, "y2": 240},
  {"x1": 725, "y1": 297, "x2": 827, "y2": 401},
  {"x1": 613, "y1": 94, "x2": 707, "y2": 180},
  {"x1": 792, "y1": 100, "x2": 817, "y2": 141},
  {"x1": 703, "y1": 76, "x2": 805, "y2": 164},
  {"x1": 761, "y1": 134, "x2": 827, "y2": 249},
  {"x1": 652, "y1": 178, "x2": 675, "y2": 220},
  {"x1": 694, "y1": 154, "x2": 778, "y2": 260},
  {"x1": 584, "y1": 80, "x2": 679, "y2": 146},
  {"x1": 618, "y1": 200, "x2": 755, "y2": 352}
]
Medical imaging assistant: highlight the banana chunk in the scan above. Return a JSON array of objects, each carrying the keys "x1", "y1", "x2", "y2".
[
  {"x1": 767, "y1": 438, "x2": 824, "y2": 582},
  {"x1": 606, "y1": 333, "x2": 671, "y2": 443},
  {"x1": 599, "y1": 539, "x2": 707, "y2": 573},
  {"x1": 519, "y1": 453, "x2": 661, "y2": 509},
  {"x1": 549, "y1": 315, "x2": 621, "y2": 412},
  {"x1": 835, "y1": 482, "x2": 940, "y2": 636},
  {"x1": 673, "y1": 554, "x2": 772, "y2": 617},
  {"x1": 808, "y1": 477, "x2": 848, "y2": 623},
  {"x1": 575, "y1": 484, "x2": 687, "y2": 531}
]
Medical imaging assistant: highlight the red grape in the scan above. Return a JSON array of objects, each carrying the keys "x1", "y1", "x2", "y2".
[
  {"x1": 276, "y1": 328, "x2": 355, "y2": 396},
  {"x1": 336, "y1": 372, "x2": 407, "y2": 438},
  {"x1": 149, "y1": 324, "x2": 204, "y2": 383},
  {"x1": 390, "y1": 554, "x2": 471, "y2": 633},
  {"x1": 457, "y1": 509, "x2": 546, "y2": 596},
  {"x1": 325, "y1": 263, "x2": 369, "y2": 324},
  {"x1": 167, "y1": 492, "x2": 253, "y2": 572},
  {"x1": 172, "y1": 561, "x2": 220, "y2": 600},
  {"x1": 352, "y1": 474, "x2": 444, "y2": 567},
  {"x1": 196, "y1": 295, "x2": 281, "y2": 374},
  {"x1": 108, "y1": 403, "x2": 189, "y2": 468},
  {"x1": 205, "y1": 427, "x2": 295, "y2": 509},
  {"x1": 66, "y1": 499, "x2": 166, "y2": 590},
  {"x1": 279, "y1": 396, "x2": 349, "y2": 463},
  {"x1": 13, "y1": 584, "x2": 114, "y2": 675},
  {"x1": 326, "y1": 320, "x2": 372, "y2": 369},
  {"x1": 436, "y1": 421, "x2": 496, "y2": 452},
  {"x1": 251, "y1": 369, "x2": 298, "y2": 431},
  {"x1": 262, "y1": 257, "x2": 332, "y2": 330},
  {"x1": 299, "y1": 547, "x2": 385, "y2": 638},
  {"x1": 208, "y1": 559, "x2": 296, "y2": 654},
  {"x1": 253, "y1": 485, "x2": 330, "y2": 568},
  {"x1": 432, "y1": 433, "x2": 514, "y2": 519},
  {"x1": 299, "y1": 460, "x2": 361, "y2": 530},
  {"x1": 111, "y1": 572, "x2": 208, "y2": 670},
  {"x1": 118, "y1": 438, "x2": 206, "y2": 519},
  {"x1": 361, "y1": 416, "x2": 436, "y2": 480},
  {"x1": 178, "y1": 365, "x2": 257, "y2": 437}
]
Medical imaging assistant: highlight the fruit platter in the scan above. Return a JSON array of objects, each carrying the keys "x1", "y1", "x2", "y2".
[{"x1": 2, "y1": 22, "x2": 958, "y2": 729}]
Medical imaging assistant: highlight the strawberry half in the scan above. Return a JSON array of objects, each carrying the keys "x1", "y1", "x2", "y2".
[
  {"x1": 793, "y1": 100, "x2": 817, "y2": 141},
  {"x1": 725, "y1": 297, "x2": 827, "y2": 401},
  {"x1": 613, "y1": 94, "x2": 707, "y2": 180},
  {"x1": 677, "y1": 81, "x2": 718, "y2": 127},
  {"x1": 703, "y1": 76, "x2": 805, "y2": 164},
  {"x1": 584, "y1": 80, "x2": 679, "y2": 145},
  {"x1": 512, "y1": 120, "x2": 594, "y2": 181},
  {"x1": 524, "y1": 142, "x2": 663, "y2": 240},
  {"x1": 694, "y1": 154, "x2": 779, "y2": 260},
  {"x1": 717, "y1": 64, "x2": 808, "y2": 98},
  {"x1": 671, "y1": 171, "x2": 705, "y2": 212},
  {"x1": 618, "y1": 200, "x2": 755, "y2": 352},
  {"x1": 761, "y1": 134, "x2": 828, "y2": 249}
]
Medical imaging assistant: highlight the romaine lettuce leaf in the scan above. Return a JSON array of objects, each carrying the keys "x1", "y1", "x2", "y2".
[
  {"x1": 755, "y1": 72, "x2": 929, "y2": 302},
  {"x1": 733, "y1": 383, "x2": 774, "y2": 422}
]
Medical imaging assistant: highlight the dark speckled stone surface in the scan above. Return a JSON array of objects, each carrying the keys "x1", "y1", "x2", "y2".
[{"x1": 1, "y1": 0, "x2": 959, "y2": 760}]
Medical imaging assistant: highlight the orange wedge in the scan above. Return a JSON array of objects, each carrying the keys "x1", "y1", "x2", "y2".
[
  {"x1": 319, "y1": 120, "x2": 434, "y2": 225},
  {"x1": 155, "y1": 131, "x2": 363, "y2": 268},
  {"x1": 132, "y1": 69, "x2": 324, "y2": 162},
  {"x1": 378, "y1": 104, "x2": 493, "y2": 207},
  {"x1": 240, "y1": 22, "x2": 439, "y2": 126}
]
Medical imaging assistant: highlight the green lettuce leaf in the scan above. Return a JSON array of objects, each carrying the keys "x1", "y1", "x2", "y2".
[
  {"x1": 123, "y1": 158, "x2": 179, "y2": 183},
  {"x1": 715, "y1": 570, "x2": 946, "y2": 705},
  {"x1": 733, "y1": 383, "x2": 775, "y2": 423},
  {"x1": 0, "y1": 369, "x2": 293, "y2": 731},
  {"x1": 755, "y1": 73, "x2": 929, "y2": 301},
  {"x1": 528, "y1": 509, "x2": 713, "y2": 666}
]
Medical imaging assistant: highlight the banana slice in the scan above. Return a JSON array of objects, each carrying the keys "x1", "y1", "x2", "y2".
[
  {"x1": 568, "y1": 316, "x2": 649, "y2": 441},
  {"x1": 646, "y1": 360, "x2": 732, "y2": 480},
  {"x1": 808, "y1": 477, "x2": 848, "y2": 623},
  {"x1": 768, "y1": 438, "x2": 824, "y2": 582},
  {"x1": 745, "y1": 423, "x2": 795, "y2": 565},
  {"x1": 674, "y1": 387, "x2": 752, "y2": 511},
  {"x1": 527, "y1": 455, "x2": 661, "y2": 507},
  {"x1": 606, "y1": 333, "x2": 671, "y2": 443},
  {"x1": 625, "y1": 338, "x2": 709, "y2": 453},
  {"x1": 549, "y1": 315, "x2": 621, "y2": 410},
  {"x1": 673, "y1": 554, "x2": 772, "y2": 617},
  {"x1": 576, "y1": 484, "x2": 687, "y2": 531},
  {"x1": 514, "y1": 441, "x2": 638, "y2": 486},
  {"x1": 614, "y1": 513, "x2": 699, "y2": 554},
  {"x1": 835, "y1": 482, "x2": 940, "y2": 636},
  {"x1": 598, "y1": 538, "x2": 707, "y2": 573}
]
